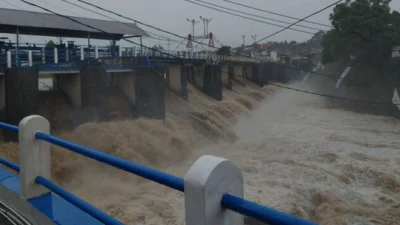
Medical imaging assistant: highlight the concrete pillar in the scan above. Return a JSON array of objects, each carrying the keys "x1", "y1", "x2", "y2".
[
  {"x1": 245, "y1": 64, "x2": 253, "y2": 80},
  {"x1": 95, "y1": 46, "x2": 99, "y2": 59},
  {"x1": 6, "y1": 51, "x2": 11, "y2": 68},
  {"x1": 185, "y1": 155, "x2": 244, "y2": 225},
  {"x1": 4, "y1": 68, "x2": 39, "y2": 141},
  {"x1": 250, "y1": 64, "x2": 266, "y2": 87},
  {"x1": 116, "y1": 71, "x2": 136, "y2": 105},
  {"x1": 135, "y1": 66, "x2": 166, "y2": 120},
  {"x1": 167, "y1": 63, "x2": 188, "y2": 100},
  {"x1": 80, "y1": 46, "x2": 84, "y2": 60},
  {"x1": 221, "y1": 64, "x2": 232, "y2": 89},
  {"x1": 19, "y1": 115, "x2": 51, "y2": 199},
  {"x1": 79, "y1": 62, "x2": 109, "y2": 122},
  {"x1": 233, "y1": 64, "x2": 245, "y2": 86},
  {"x1": 203, "y1": 64, "x2": 222, "y2": 101},
  {"x1": 28, "y1": 51, "x2": 32, "y2": 67},
  {"x1": 193, "y1": 64, "x2": 204, "y2": 88},
  {"x1": 57, "y1": 73, "x2": 82, "y2": 109},
  {"x1": 41, "y1": 48, "x2": 45, "y2": 64},
  {"x1": 54, "y1": 48, "x2": 58, "y2": 64},
  {"x1": 265, "y1": 63, "x2": 274, "y2": 82}
]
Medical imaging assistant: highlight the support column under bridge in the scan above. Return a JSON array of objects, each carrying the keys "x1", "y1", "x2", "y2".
[
  {"x1": 220, "y1": 64, "x2": 233, "y2": 89},
  {"x1": 203, "y1": 65, "x2": 222, "y2": 101},
  {"x1": 167, "y1": 63, "x2": 188, "y2": 101},
  {"x1": 233, "y1": 64, "x2": 246, "y2": 86}
]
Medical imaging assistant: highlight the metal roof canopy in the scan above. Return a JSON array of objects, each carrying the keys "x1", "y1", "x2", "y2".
[{"x1": 0, "y1": 8, "x2": 149, "y2": 40}]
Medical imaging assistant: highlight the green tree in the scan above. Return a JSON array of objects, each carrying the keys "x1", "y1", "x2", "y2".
[
  {"x1": 321, "y1": 0, "x2": 400, "y2": 68},
  {"x1": 45, "y1": 40, "x2": 56, "y2": 48},
  {"x1": 217, "y1": 46, "x2": 231, "y2": 55}
]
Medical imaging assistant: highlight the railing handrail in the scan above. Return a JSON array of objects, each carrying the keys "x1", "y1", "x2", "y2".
[
  {"x1": 1, "y1": 43, "x2": 267, "y2": 69},
  {"x1": 0, "y1": 122, "x2": 316, "y2": 225},
  {"x1": 35, "y1": 132, "x2": 184, "y2": 192}
]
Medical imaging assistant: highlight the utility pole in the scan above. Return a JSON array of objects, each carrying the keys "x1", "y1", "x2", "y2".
[
  {"x1": 241, "y1": 34, "x2": 246, "y2": 47},
  {"x1": 199, "y1": 16, "x2": 212, "y2": 37},
  {"x1": 186, "y1": 18, "x2": 200, "y2": 38}
]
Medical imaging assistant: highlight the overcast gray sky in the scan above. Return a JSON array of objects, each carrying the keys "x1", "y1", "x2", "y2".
[{"x1": 1, "y1": 0, "x2": 399, "y2": 50}]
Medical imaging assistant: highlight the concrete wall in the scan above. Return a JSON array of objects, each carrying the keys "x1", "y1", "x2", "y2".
[
  {"x1": 116, "y1": 71, "x2": 136, "y2": 105},
  {"x1": 267, "y1": 63, "x2": 287, "y2": 83},
  {"x1": 221, "y1": 64, "x2": 232, "y2": 89},
  {"x1": 4, "y1": 69, "x2": 39, "y2": 141},
  {"x1": 56, "y1": 73, "x2": 82, "y2": 109},
  {"x1": 303, "y1": 65, "x2": 400, "y2": 117},
  {"x1": 135, "y1": 66, "x2": 166, "y2": 120}
]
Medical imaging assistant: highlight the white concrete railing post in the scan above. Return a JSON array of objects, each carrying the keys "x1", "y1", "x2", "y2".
[
  {"x1": 6, "y1": 51, "x2": 11, "y2": 68},
  {"x1": 54, "y1": 48, "x2": 58, "y2": 64},
  {"x1": 184, "y1": 155, "x2": 244, "y2": 225},
  {"x1": 42, "y1": 48, "x2": 45, "y2": 64},
  {"x1": 80, "y1": 46, "x2": 84, "y2": 60},
  {"x1": 19, "y1": 115, "x2": 51, "y2": 199},
  {"x1": 66, "y1": 49, "x2": 69, "y2": 62},
  {"x1": 95, "y1": 45, "x2": 99, "y2": 59},
  {"x1": 28, "y1": 50, "x2": 32, "y2": 67}
]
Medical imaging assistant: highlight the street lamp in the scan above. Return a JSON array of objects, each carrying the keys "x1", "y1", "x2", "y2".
[{"x1": 186, "y1": 18, "x2": 200, "y2": 38}]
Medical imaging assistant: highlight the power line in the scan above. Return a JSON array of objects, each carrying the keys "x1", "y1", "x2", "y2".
[
  {"x1": 223, "y1": 0, "x2": 331, "y2": 28},
  {"x1": 19, "y1": 0, "x2": 181, "y2": 60},
  {"x1": 253, "y1": 0, "x2": 343, "y2": 44},
  {"x1": 15, "y1": 0, "x2": 400, "y2": 107},
  {"x1": 59, "y1": 0, "x2": 183, "y2": 44},
  {"x1": 185, "y1": 0, "x2": 315, "y2": 35},
  {"x1": 41, "y1": 0, "x2": 82, "y2": 17},
  {"x1": 235, "y1": 72, "x2": 398, "y2": 106},
  {"x1": 266, "y1": 81, "x2": 398, "y2": 106},
  {"x1": 23, "y1": 0, "x2": 352, "y2": 88},
  {"x1": 194, "y1": 0, "x2": 325, "y2": 32},
  {"x1": 66, "y1": 0, "x2": 389, "y2": 85},
  {"x1": 39, "y1": 0, "x2": 397, "y2": 92}
]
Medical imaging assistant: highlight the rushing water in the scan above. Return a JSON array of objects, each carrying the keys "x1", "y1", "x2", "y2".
[
  {"x1": 1, "y1": 83, "x2": 399, "y2": 225},
  {"x1": 72, "y1": 87, "x2": 400, "y2": 225}
]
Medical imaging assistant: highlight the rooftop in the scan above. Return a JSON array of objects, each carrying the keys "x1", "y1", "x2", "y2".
[{"x1": 0, "y1": 7, "x2": 149, "y2": 40}]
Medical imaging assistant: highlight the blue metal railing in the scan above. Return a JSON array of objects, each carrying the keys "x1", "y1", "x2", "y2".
[
  {"x1": 0, "y1": 121, "x2": 317, "y2": 225},
  {"x1": 35, "y1": 132, "x2": 184, "y2": 191},
  {"x1": 0, "y1": 123, "x2": 20, "y2": 172},
  {"x1": 0, "y1": 43, "x2": 223, "y2": 71}
]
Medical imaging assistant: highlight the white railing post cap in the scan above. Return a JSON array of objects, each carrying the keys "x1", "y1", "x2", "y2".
[
  {"x1": 184, "y1": 155, "x2": 244, "y2": 225},
  {"x1": 19, "y1": 115, "x2": 51, "y2": 199}
]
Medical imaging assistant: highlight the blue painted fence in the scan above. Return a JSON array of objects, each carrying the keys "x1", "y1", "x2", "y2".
[{"x1": 0, "y1": 118, "x2": 317, "y2": 225}]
